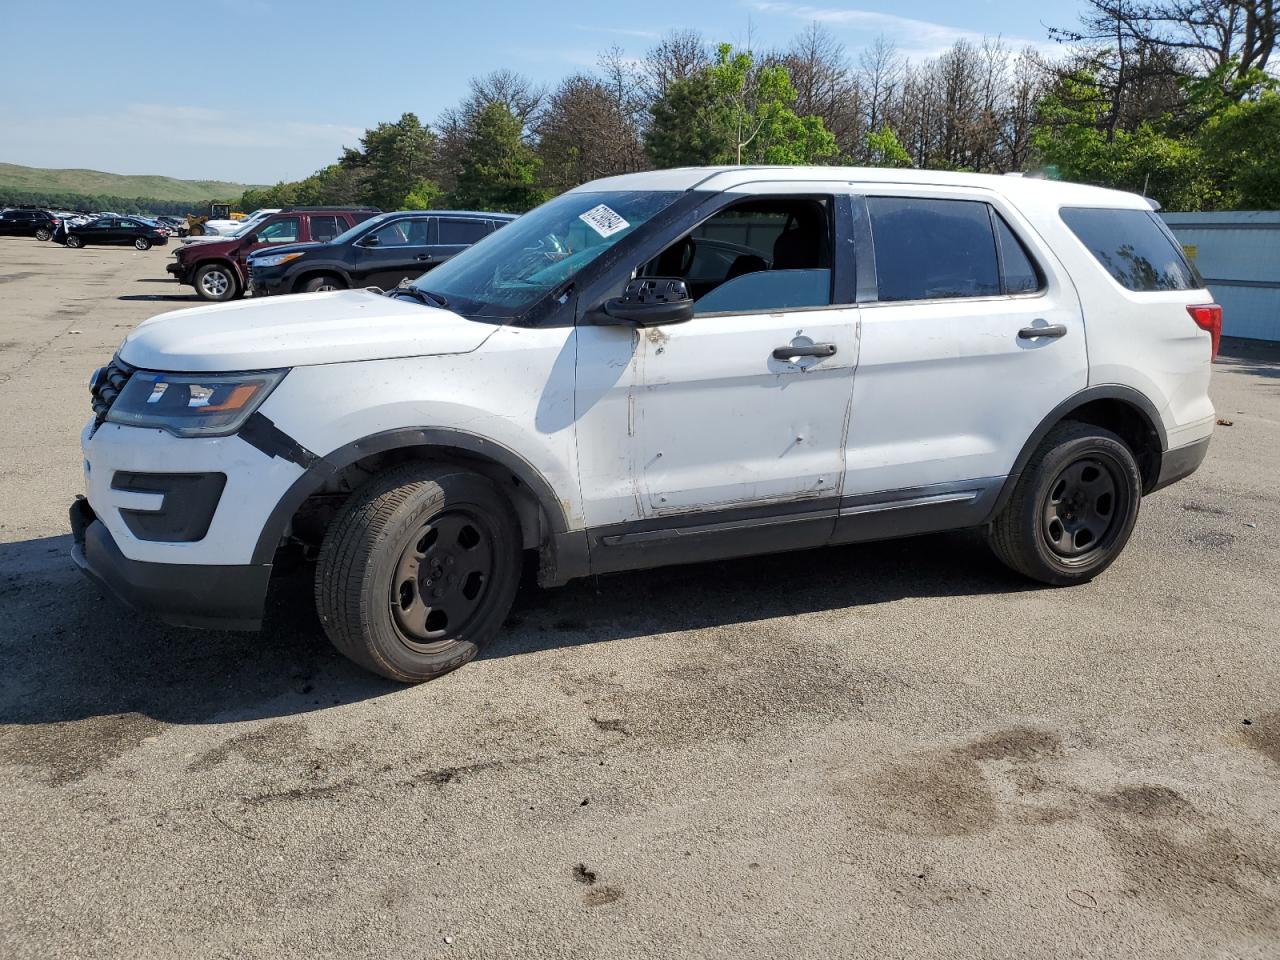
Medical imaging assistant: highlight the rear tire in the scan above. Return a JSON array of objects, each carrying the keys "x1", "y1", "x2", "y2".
[
  {"x1": 302, "y1": 274, "x2": 345, "y2": 293},
  {"x1": 315, "y1": 464, "x2": 522, "y2": 683},
  {"x1": 194, "y1": 263, "x2": 238, "y2": 301},
  {"x1": 34, "y1": 227, "x2": 51, "y2": 241},
  {"x1": 65, "y1": 234, "x2": 83, "y2": 248},
  {"x1": 134, "y1": 237, "x2": 152, "y2": 251},
  {"x1": 988, "y1": 421, "x2": 1141, "y2": 585}
]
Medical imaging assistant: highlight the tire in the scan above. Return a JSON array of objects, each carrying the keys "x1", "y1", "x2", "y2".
[
  {"x1": 34, "y1": 227, "x2": 51, "y2": 241},
  {"x1": 315, "y1": 464, "x2": 522, "y2": 683},
  {"x1": 65, "y1": 234, "x2": 83, "y2": 248},
  {"x1": 134, "y1": 237, "x2": 152, "y2": 251},
  {"x1": 988, "y1": 421, "x2": 1142, "y2": 586},
  {"x1": 302, "y1": 274, "x2": 345, "y2": 293},
  {"x1": 194, "y1": 263, "x2": 238, "y2": 301}
]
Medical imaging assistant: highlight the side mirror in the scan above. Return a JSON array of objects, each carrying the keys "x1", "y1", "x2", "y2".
[
  {"x1": 360, "y1": 234, "x2": 380, "y2": 248},
  {"x1": 594, "y1": 277, "x2": 693, "y2": 327},
  {"x1": 246, "y1": 234, "x2": 260, "y2": 244}
]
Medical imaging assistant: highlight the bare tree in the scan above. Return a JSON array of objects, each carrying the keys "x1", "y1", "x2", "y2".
[
  {"x1": 642, "y1": 29, "x2": 712, "y2": 99},
  {"x1": 779, "y1": 23, "x2": 864, "y2": 158},
  {"x1": 858, "y1": 35, "x2": 904, "y2": 156},
  {"x1": 534, "y1": 74, "x2": 648, "y2": 193}
]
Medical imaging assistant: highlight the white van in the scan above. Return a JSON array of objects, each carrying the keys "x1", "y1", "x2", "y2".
[{"x1": 73, "y1": 166, "x2": 1219, "y2": 682}]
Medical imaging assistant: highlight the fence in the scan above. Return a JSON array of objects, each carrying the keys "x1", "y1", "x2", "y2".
[{"x1": 1162, "y1": 211, "x2": 1280, "y2": 342}]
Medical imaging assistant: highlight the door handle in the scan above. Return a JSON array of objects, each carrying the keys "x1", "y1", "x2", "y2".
[
  {"x1": 772, "y1": 342, "x2": 837, "y2": 360},
  {"x1": 415, "y1": 254, "x2": 433, "y2": 262},
  {"x1": 1018, "y1": 323, "x2": 1068, "y2": 340}
]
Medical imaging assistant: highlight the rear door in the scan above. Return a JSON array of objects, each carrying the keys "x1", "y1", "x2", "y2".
[
  {"x1": 838, "y1": 189, "x2": 1086, "y2": 521},
  {"x1": 431, "y1": 216, "x2": 491, "y2": 269}
]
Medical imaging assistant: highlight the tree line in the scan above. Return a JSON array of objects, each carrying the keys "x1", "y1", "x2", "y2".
[
  {"x1": 0, "y1": 191, "x2": 223, "y2": 217},
  {"x1": 238, "y1": 1, "x2": 1280, "y2": 215}
]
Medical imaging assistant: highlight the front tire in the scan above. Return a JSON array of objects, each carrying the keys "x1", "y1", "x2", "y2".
[
  {"x1": 194, "y1": 263, "x2": 238, "y2": 301},
  {"x1": 988, "y1": 422, "x2": 1141, "y2": 585},
  {"x1": 302, "y1": 274, "x2": 345, "y2": 293},
  {"x1": 315, "y1": 464, "x2": 522, "y2": 683},
  {"x1": 65, "y1": 234, "x2": 83, "y2": 248}
]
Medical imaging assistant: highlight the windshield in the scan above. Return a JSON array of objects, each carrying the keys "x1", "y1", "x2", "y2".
[{"x1": 410, "y1": 191, "x2": 681, "y2": 318}]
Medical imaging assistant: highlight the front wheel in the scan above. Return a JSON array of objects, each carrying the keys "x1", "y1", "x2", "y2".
[
  {"x1": 194, "y1": 263, "x2": 238, "y2": 301},
  {"x1": 65, "y1": 234, "x2": 83, "y2": 248},
  {"x1": 302, "y1": 274, "x2": 345, "y2": 293},
  {"x1": 315, "y1": 464, "x2": 522, "y2": 683},
  {"x1": 988, "y1": 422, "x2": 1141, "y2": 585}
]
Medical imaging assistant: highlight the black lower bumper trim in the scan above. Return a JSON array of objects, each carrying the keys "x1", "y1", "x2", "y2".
[
  {"x1": 1152, "y1": 435, "x2": 1211, "y2": 492},
  {"x1": 70, "y1": 498, "x2": 269, "y2": 631}
]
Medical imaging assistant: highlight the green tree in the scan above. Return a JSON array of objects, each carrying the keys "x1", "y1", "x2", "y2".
[
  {"x1": 344, "y1": 112, "x2": 438, "y2": 210},
  {"x1": 864, "y1": 126, "x2": 911, "y2": 167},
  {"x1": 644, "y1": 71, "x2": 730, "y2": 167},
  {"x1": 1199, "y1": 90, "x2": 1280, "y2": 208},
  {"x1": 449, "y1": 102, "x2": 546, "y2": 212}
]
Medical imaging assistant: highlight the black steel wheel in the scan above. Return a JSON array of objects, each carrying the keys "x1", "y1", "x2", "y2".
[
  {"x1": 315, "y1": 464, "x2": 522, "y2": 683},
  {"x1": 989, "y1": 421, "x2": 1141, "y2": 585}
]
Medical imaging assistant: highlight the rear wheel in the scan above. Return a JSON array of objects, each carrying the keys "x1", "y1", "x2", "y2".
[
  {"x1": 65, "y1": 234, "x2": 83, "y2": 248},
  {"x1": 988, "y1": 422, "x2": 1141, "y2": 585},
  {"x1": 34, "y1": 227, "x2": 51, "y2": 241},
  {"x1": 302, "y1": 274, "x2": 345, "y2": 293},
  {"x1": 134, "y1": 237, "x2": 152, "y2": 251},
  {"x1": 315, "y1": 464, "x2": 522, "y2": 683},
  {"x1": 194, "y1": 263, "x2": 238, "y2": 301}
]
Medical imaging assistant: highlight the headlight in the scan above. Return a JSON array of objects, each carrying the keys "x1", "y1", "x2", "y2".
[
  {"x1": 106, "y1": 369, "x2": 287, "y2": 437},
  {"x1": 250, "y1": 252, "x2": 305, "y2": 268}
]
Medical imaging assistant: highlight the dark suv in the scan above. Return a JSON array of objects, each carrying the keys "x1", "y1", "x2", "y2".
[
  {"x1": 247, "y1": 210, "x2": 515, "y2": 295},
  {"x1": 167, "y1": 207, "x2": 380, "y2": 301},
  {"x1": 0, "y1": 208, "x2": 60, "y2": 241}
]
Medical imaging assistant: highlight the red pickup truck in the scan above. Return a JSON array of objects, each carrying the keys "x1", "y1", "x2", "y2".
[{"x1": 166, "y1": 206, "x2": 379, "y2": 301}]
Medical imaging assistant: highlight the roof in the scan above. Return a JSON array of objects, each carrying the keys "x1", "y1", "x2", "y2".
[
  {"x1": 379, "y1": 209, "x2": 519, "y2": 220},
  {"x1": 568, "y1": 166, "x2": 1151, "y2": 210}
]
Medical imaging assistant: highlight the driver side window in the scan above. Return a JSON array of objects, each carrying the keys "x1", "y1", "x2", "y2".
[
  {"x1": 257, "y1": 217, "x2": 300, "y2": 243},
  {"x1": 639, "y1": 196, "x2": 834, "y2": 316}
]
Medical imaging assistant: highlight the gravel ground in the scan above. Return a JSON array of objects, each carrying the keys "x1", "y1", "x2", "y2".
[{"x1": 0, "y1": 236, "x2": 1277, "y2": 960}]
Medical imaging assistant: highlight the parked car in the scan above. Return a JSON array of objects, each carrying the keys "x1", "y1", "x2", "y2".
[
  {"x1": 166, "y1": 207, "x2": 381, "y2": 301},
  {"x1": 0, "y1": 208, "x2": 60, "y2": 240},
  {"x1": 201, "y1": 207, "x2": 279, "y2": 237},
  {"x1": 247, "y1": 210, "x2": 514, "y2": 295},
  {"x1": 58, "y1": 216, "x2": 169, "y2": 250},
  {"x1": 72, "y1": 167, "x2": 1219, "y2": 683}
]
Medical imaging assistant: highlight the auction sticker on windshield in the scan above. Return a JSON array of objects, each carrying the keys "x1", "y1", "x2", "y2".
[{"x1": 578, "y1": 204, "x2": 630, "y2": 238}]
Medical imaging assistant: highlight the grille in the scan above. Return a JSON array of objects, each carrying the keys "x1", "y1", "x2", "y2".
[{"x1": 91, "y1": 356, "x2": 136, "y2": 421}]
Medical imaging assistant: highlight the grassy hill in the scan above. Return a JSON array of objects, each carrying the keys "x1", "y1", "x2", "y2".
[{"x1": 0, "y1": 163, "x2": 260, "y2": 203}]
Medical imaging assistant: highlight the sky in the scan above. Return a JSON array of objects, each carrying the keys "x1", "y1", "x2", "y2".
[{"x1": 0, "y1": 0, "x2": 1084, "y2": 185}]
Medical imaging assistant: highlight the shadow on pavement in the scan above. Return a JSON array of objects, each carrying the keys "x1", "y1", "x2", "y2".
[
  {"x1": 0, "y1": 527, "x2": 1030, "y2": 731},
  {"x1": 117, "y1": 293, "x2": 200, "y2": 302},
  {"x1": 1216, "y1": 337, "x2": 1280, "y2": 380}
]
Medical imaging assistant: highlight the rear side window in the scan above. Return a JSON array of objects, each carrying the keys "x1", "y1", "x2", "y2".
[
  {"x1": 867, "y1": 197, "x2": 1001, "y2": 301},
  {"x1": 993, "y1": 214, "x2": 1042, "y2": 294},
  {"x1": 310, "y1": 215, "x2": 342, "y2": 242},
  {"x1": 1060, "y1": 207, "x2": 1200, "y2": 291},
  {"x1": 438, "y1": 218, "x2": 490, "y2": 245}
]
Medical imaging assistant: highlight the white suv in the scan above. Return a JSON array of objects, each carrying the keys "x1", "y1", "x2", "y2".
[{"x1": 72, "y1": 167, "x2": 1220, "y2": 682}]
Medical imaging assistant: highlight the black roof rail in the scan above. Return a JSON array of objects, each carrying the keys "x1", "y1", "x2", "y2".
[{"x1": 279, "y1": 206, "x2": 382, "y2": 212}]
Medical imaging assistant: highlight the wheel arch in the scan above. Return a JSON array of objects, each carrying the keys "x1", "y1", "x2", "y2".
[
  {"x1": 989, "y1": 385, "x2": 1167, "y2": 520},
  {"x1": 194, "y1": 256, "x2": 245, "y2": 287},
  {"x1": 253, "y1": 427, "x2": 585, "y2": 583},
  {"x1": 291, "y1": 264, "x2": 351, "y2": 292}
]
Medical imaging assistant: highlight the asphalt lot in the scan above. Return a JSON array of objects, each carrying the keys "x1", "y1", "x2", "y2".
[{"x1": 0, "y1": 235, "x2": 1278, "y2": 959}]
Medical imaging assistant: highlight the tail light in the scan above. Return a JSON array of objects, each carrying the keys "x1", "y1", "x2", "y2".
[{"x1": 1187, "y1": 304, "x2": 1222, "y2": 360}]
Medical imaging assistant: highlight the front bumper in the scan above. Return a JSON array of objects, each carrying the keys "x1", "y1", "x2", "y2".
[
  {"x1": 166, "y1": 260, "x2": 189, "y2": 283},
  {"x1": 246, "y1": 264, "x2": 289, "y2": 296},
  {"x1": 70, "y1": 497, "x2": 270, "y2": 630}
]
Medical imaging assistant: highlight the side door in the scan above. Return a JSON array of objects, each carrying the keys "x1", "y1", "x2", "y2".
[
  {"x1": 574, "y1": 187, "x2": 859, "y2": 570},
  {"x1": 834, "y1": 190, "x2": 1087, "y2": 539},
  {"x1": 430, "y1": 216, "x2": 491, "y2": 270},
  {"x1": 306, "y1": 214, "x2": 344, "y2": 244},
  {"x1": 83, "y1": 217, "x2": 116, "y2": 244},
  {"x1": 354, "y1": 216, "x2": 434, "y2": 288},
  {"x1": 249, "y1": 215, "x2": 300, "y2": 253},
  {"x1": 116, "y1": 219, "x2": 143, "y2": 245}
]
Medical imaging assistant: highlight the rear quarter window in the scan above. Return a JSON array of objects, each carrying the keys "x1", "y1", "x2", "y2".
[{"x1": 1060, "y1": 207, "x2": 1201, "y2": 291}]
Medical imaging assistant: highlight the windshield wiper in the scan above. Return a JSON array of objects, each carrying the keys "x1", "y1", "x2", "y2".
[{"x1": 392, "y1": 287, "x2": 449, "y2": 309}]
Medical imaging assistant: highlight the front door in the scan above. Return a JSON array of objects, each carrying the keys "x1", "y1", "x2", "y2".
[{"x1": 356, "y1": 216, "x2": 434, "y2": 288}]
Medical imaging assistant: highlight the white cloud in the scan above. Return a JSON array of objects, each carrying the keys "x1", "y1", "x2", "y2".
[{"x1": 751, "y1": 2, "x2": 1060, "y2": 60}]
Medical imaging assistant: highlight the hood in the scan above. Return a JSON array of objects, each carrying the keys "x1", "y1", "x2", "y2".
[
  {"x1": 247, "y1": 241, "x2": 325, "y2": 260},
  {"x1": 175, "y1": 236, "x2": 237, "y2": 258},
  {"x1": 119, "y1": 289, "x2": 498, "y2": 372}
]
